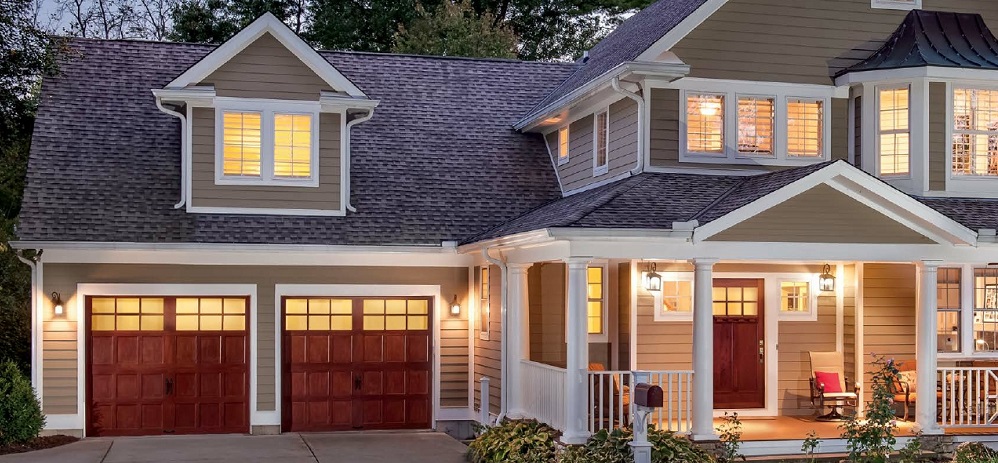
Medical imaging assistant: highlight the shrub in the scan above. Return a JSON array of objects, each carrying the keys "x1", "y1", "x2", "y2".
[
  {"x1": 953, "y1": 442, "x2": 998, "y2": 463},
  {"x1": 467, "y1": 419, "x2": 558, "y2": 463},
  {"x1": 0, "y1": 359, "x2": 44, "y2": 446},
  {"x1": 558, "y1": 427, "x2": 715, "y2": 463},
  {"x1": 841, "y1": 355, "x2": 902, "y2": 463}
]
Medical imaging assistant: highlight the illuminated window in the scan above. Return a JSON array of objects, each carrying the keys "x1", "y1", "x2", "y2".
[
  {"x1": 479, "y1": 267, "x2": 490, "y2": 339},
  {"x1": 91, "y1": 297, "x2": 165, "y2": 331},
  {"x1": 273, "y1": 113, "x2": 313, "y2": 178},
  {"x1": 222, "y1": 112, "x2": 262, "y2": 177},
  {"x1": 974, "y1": 268, "x2": 998, "y2": 352},
  {"x1": 953, "y1": 88, "x2": 998, "y2": 177},
  {"x1": 738, "y1": 96, "x2": 775, "y2": 155},
  {"x1": 780, "y1": 281, "x2": 810, "y2": 313},
  {"x1": 877, "y1": 86, "x2": 910, "y2": 175},
  {"x1": 712, "y1": 284, "x2": 760, "y2": 316},
  {"x1": 176, "y1": 297, "x2": 247, "y2": 331},
  {"x1": 362, "y1": 298, "x2": 429, "y2": 331},
  {"x1": 285, "y1": 298, "x2": 352, "y2": 331},
  {"x1": 938, "y1": 268, "x2": 962, "y2": 353},
  {"x1": 593, "y1": 110, "x2": 609, "y2": 175},
  {"x1": 787, "y1": 98, "x2": 824, "y2": 157},
  {"x1": 587, "y1": 266, "x2": 605, "y2": 335},
  {"x1": 654, "y1": 273, "x2": 694, "y2": 321},
  {"x1": 558, "y1": 127, "x2": 570, "y2": 165},
  {"x1": 216, "y1": 105, "x2": 318, "y2": 186},
  {"x1": 687, "y1": 93, "x2": 725, "y2": 154}
]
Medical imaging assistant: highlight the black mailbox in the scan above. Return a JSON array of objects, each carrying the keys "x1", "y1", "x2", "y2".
[{"x1": 633, "y1": 383, "x2": 663, "y2": 408}]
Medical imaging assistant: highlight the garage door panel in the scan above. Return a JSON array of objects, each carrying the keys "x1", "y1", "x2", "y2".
[
  {"x1": 175, "y1": 372, "x2": 198, "y2": 398},
  {"x1": 308, "y1": 401, "x2": 328, "y2": 424},
  {"x1": 201, "y1": 373, "x2": 222, "y2": 397},
  {"x1": 384, "y1": 336, "x2": 405, "y2": 362},
  {"x1": 141, "y1": 373, "x2": 166, "y2": 399},
  {"x1": 385, "y1": 371, "x2": 404, "y2": 394},
  {"x1": 92, "y1": 337, "x2": 114, "y2": 364},
  {"x1": 308, "y1": 372, "x2": 330, "y2": 396},
  {"x1": 306, "y1": 335, "x2": 329, "y2": 363},
  {"x1": 224, "y1": 372, "x2": 246, "y2": 396},
  {"x1": 407, "y1": 370, "x2": 429, "y2": 395},
  {"x1": 407, "y1": 335, "x2": 429, "y2": 363},
  {"x1": 176, "y1": 336, "x2": 197, "y2": 364},
  {"x1": 117, "y1": 374, "x2": 140, "y2": 400},
  {"x1": 331, "y1": 336, "x2": 352, "y2": 363},
  {"x1": 362, "y1": 371, "x2": 383, "y2": 395},
  {"x1": 93, "y1": 374, "x2": 114, "y2": 400},
  {"x1": 330, "y1": 401, "x2": 351, "y2": 426},
  {"x1": 362, "y1": 336, "x2": 383, "y2": 362},
  {"x1": 289, "y1": 335, "x2": 307, "y2": 363},
  {"x1": 199, "y1": 337, "x2": 221, "y2": 364},
  {"x1": 116, "y1": 337, "x2": 139, "y2": 364},
  {"x1": 384, "y1": 399, "x2": 405, "y2": 424},
  {"x1": 199, "y1": 403, "x2": 221, "y2": 428},
  {"x1": 141, "y1": 404, "x2": 164, "y2": 428},
  {"x1": 361, "y1": 400, "x2": 383, "y2": 426},
  {"x1": 223, "y1": 335, "x2": 245, "y2": 363},
  {"x1": 408, "y1": 399, "x2": 429, "y2": 424},
  {"x1": 140, "y1": 337, "x2": 166, "y2": 364},
  {"x1": 330, "y1": 371, "x2": 352, "y2": 397}
]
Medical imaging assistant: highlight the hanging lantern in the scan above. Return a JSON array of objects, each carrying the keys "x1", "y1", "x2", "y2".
[
  {"x1": 819, "y1": 264, "x2": 836, "y2": 292},
  {"x1": 644, "y1": 262, "x2": 663, "y2": 292}
]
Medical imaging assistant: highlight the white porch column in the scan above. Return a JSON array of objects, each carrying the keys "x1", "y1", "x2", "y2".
[
  {"x1": 563, "y1": 258, "x2": 591, "y2": 444},
  {"x1": 916, "y1": 259, "x2": 943, "y2": 434},
  {"x1": 691, "y1": 258, "x2": 719, "y2": 440},
  {"x1": 506, "y1": 263, "x2": 532, "y2": 418}
]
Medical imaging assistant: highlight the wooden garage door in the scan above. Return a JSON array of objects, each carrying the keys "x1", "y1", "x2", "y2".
[
  {"x1": 282, "y1": 297, "x2": 432, "y2": 431},
  {"x1": 87, "y1": 296, "x2": 249, "y2": 436}
]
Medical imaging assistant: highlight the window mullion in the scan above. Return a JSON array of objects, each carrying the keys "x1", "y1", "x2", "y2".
[
  {"x1": 262, "y1": 109, "x2": 275, "y2": 181},
  {"x1": 963, "y1": 264, "x2": 975, "y2": 355}
]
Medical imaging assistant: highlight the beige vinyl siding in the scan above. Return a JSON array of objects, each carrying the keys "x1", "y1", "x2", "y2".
[
  {"x1": 844, "y1": 264, "x2": 857, "y2": 394},
  {"x1": 474, "y1": 265, "x2": 502, "y2": 415},
  {"x1": 528, "y1": 263, "x2": 567, "y2": 366},
  {"x1": 41, "y1": 263, "x2": 471, "y2": 417},
  {"x1": 777, "y1": 286, "x2": 836, "y2": 415},
  {"x1": 831, "y1": 98, "x2": 849, "y2": 162},
  {"x1": 854, "y1": 95, "x2": 863, "y2": 169},
  {"x1": 929, "y1": 82, "x2": 947, "y2": 191},
  {"x1": 617, "y1": 262, "x2": 632, "y2": 370},
  {"x1": 190, "y1": 108, "x2": 342, "y2": 211},
  {"x1": 198, "y1": 32, "x2": 331, "y2": 100},
  {"x1": 669, "y1": 0, "x2": 998, "y2": 85},
  {"x1": 707, "y1": 184, "x2": 935, "y2": 244},
  {"x1": 552, "y1": 98, "x2": 640, "y2": 192},
  {"x1": 861, "y1": 263, "x2": 916, "y2": 403}
]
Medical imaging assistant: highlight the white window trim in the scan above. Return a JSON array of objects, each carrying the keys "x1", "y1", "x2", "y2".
[
  {"x1": 588, "y1": 264, "x2": 609, "y2": 343},
  {"x1": 871, "y1": 0, "x2": 921, "y2": 10},
  {"x1": 479, "y1": 266, "x2": 490, "y2": 341},
  {"x1": 679, "y1": 88, "x2": 832, "y2": 166},
  {"x1": 875, "y1": 84, "x2": 912, "y2": 179},
  {"x1": 785, "y1": 96, "x2": 829, "y2": 160},
  {"x1": 214, "y1": 98, "x2": 321, "y2": 188},
  {"x1": 557, "y1": 126, "x2": 570, "y2": 166},
  {"x1": 776, "y1": 277, "x2": 819, "y2": 322},
  {"x1": 652, "y1": 271, "x2": 695, "y2": 322},
  {"x1": 949, "y1": 85, "x2": 998, "y2": 182},
  {"x1": 593, "y1": 108, "x2": 610, "y2": 176}
]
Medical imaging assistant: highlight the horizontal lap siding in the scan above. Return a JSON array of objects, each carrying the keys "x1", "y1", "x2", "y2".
[
  {"x1": 199, "y1": 33, "x2": 331, "y2": 100},
  {"x1": 618, "y1": 263, "x2": 631, "y2": 370},
  {"x1": 190, "y1": 109, "x2": 342, "y2": 210},
  {"x1": 475, "y1": 265, "x2": 502, "y2": 416},
  {"x1": 862, "y1": 263, "x2": 916, "y2": 404},
  {"x1": 557, "y1": 98, "x2": 639, "y2": 192},
  {"x1": 929, "y1": 82, "x2": 947, "y2": 191},
  {"x1": 528, "y1": 263, "x2": 567, "y2": 367},
  {"x1": 844, "y1": 265, "x2": 857, "y2": 396},
  {"x1": 42, "y1": 264, "x2": 470, "y2": 417},
  {"x1": 777, "y1": 294, "x2": 836, "y2": 415}
]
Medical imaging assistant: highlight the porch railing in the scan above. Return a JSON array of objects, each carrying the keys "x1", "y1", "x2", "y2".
[
  {"x1": 520, "y1": 360, "x2": 566, "y2": 431},
  {"x1": 587, "y1": 370, "x2": 694, "y2": 434},
  {"x1": 938, "y1": 367, "x2": 998, "y2": 427}
]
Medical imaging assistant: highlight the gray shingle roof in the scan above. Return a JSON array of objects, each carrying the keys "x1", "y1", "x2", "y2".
[
  {"x1": 518, "y1": 0, "x2": 707, "y2": 124},
  {"x1": 17, "y1": 38, "x2": 576, "y2": 246},
  {"x1": 917, "y1": 197, "x2": 998, "y2": 232}
]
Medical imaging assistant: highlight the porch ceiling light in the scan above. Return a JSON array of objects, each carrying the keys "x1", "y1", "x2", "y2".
[
  {"x1": 644, "y1": 262, "x2": 663, "y2": 292},
  {"x1": 51, "y1": 292, "x2": 65, "y2": 318},
  {"x1": 819, "y1": 264, "x2": 836, "y2": 292},
  {"x1": 450, "y1": 294, "x2": 461, "y2": 316}
]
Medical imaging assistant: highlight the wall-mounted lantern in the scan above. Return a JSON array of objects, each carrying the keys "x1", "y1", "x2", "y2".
[
  {"x1": 644, "y1": 262, "x2": 662, "y2": 292},
  {"x1": 51, "y1": 292, "x2": 65, "y2": 318},
  {"x1": 450, "y1": 294, "x2": 461, "y2": 316},
  {"x1": 818, "y1": 264, "x2": 836, "y2": 292}
]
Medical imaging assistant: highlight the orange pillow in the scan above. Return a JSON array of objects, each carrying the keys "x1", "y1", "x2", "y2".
[{"x1": 814, "y1": 371, "x2": 843, "y2": 393}]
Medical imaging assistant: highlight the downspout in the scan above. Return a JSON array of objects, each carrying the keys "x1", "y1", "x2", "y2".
[
  {"x1": 155, "y1": 98, "x2": 188, "y2": 209},
  {"x1": 481, "y1": 246, "x2": 508, "y2": 421},
  {"x1": 15, "y1": 251, "x2": 40, "y2": 395},
  {"x1": 343, "y1": 109, "x2": 376, "y2": 213},
  {"x1": 611, "y1": 77, "x2": 645, "y2": 175}
]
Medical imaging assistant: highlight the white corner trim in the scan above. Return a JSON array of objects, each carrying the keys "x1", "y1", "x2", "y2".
[
  {"x1": 542, "y1": 130, "x2": 567, "y2": 194},
  {"x1": 635, "y1": 0, "x2": 729, "y2": 62},
  {"x1": 166, "y1": 13, "x2": 366, "y2": 98},
  {"x1": 44, "y1": 414, "x2": 84, "y2": 431}
]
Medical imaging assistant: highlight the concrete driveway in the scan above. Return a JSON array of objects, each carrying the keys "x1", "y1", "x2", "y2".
[{"x1": 0, "y1": 432, "x2": 468, "y2": 463}]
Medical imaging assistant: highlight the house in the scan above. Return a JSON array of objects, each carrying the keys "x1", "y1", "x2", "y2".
[{"x1": 14, "y1": 0, "x2": 998, "y2": 454}]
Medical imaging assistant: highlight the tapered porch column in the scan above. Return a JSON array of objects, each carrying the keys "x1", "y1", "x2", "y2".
[
  {"x1": 506, "y1": 263, "x2": 532, "y2": 418},
  {"x1": 563, "y1": 258, "x2": 591, "y2": 444},
  {"x1": 691, "y1": 258, "x2": 719, "y2": 440},
  {"x1": 916, "y1": 260, "x2": 943, "y2": 434}
]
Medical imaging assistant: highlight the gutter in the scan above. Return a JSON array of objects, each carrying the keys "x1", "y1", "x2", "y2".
[
  {"x1": 14, "y1": 251, "x2": 41, "y2": 395},
  {"x1": 343, "y1": 109, "x2": 376, "y2": 212},
  {"x1": 610, "y1": 77, "x2": 645, "y2": 175},
  {"x1": 481, "y1": 246, "x2": 508, "y2": 422},
  {"x1": 154, "y1": 98, "x2": 188, "y2": 209}
]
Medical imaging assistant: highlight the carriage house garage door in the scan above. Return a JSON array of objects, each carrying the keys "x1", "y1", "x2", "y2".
[
  {"x1": 282, "y1": 297, "x2": 432, "y2": 431},
  {"x1": 86, "y1": 296, "x2": 250, "y2": 436}
]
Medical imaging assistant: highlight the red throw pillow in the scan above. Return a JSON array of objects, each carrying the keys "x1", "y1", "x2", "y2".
[{"x1": 814, "y1": 371, "x2": 843, "y2": 393}]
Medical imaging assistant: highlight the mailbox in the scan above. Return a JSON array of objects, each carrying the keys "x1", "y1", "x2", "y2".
[{"x1": 633, "y1": 383, "x2": 663, "y2": 408}]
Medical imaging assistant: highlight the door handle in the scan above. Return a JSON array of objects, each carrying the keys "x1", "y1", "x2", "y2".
[
  {"x1": 165, "y1": 377, "x2": 174, "y2": 396},
  {"x1": 354, "y1": 374, "x2": 362, "y2": 391}
]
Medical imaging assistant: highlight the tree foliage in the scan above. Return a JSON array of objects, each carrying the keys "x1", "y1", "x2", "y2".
[{"x1": 393, "y1": 0, "x2": 517, "y2": 59}]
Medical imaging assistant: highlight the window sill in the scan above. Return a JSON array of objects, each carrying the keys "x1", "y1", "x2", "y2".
[
  {"x1": 558, "y1": 157, "x2": 570, "y2": 167},
  {"x1": 653, "y1": 313, "x2": 693, "y2": 323},
  {"x1": 680, "y1": 152, "x2": 830, "y2": 167},
  {"x1": 215, "y1": 176, "x2": 321, "y2": 188},
  {"x1": 593, "y1": 166, "x2": 609, "y2": 177},
  {"x1": 588, "y1": 333, "x2": 609, "y2": 343}
]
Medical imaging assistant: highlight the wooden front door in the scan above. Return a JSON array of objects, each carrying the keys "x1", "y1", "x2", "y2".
[
  {"x1": 712, "y1": 279, "x2": 766, "y2": 409},
  {"x1": 283, "y1": 297, "x2": 432, "y2": 432},
  {"x1": 87, "y1": 296, "x2": 250, "y2": 437}
]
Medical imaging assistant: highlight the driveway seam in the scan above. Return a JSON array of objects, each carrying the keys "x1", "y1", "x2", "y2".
[
  {"x1": 297, "y1": 433, "x2": 320, "y2": 463},
  {"x1": 98, "y1": 440, "x2": 114, "y2": 463}
]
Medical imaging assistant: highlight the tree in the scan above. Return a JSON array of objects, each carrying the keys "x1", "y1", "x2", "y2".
[
  {"x1": 307, "y1": 0, "x2": 441, "y2": 52},
  {"x1": 54, "y1": 0, "x2": 146, "y2": 39},
  {"x1": 136, "y1": 0, "x2": 179, "y2": 40},
  {"x1": 393, "y1": 0, "x2": 517, "y2": 59}
]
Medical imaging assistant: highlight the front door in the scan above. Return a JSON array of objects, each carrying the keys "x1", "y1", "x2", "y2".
[{"x1": 712, "y1": 279, "x2": 765, "y2": 409}]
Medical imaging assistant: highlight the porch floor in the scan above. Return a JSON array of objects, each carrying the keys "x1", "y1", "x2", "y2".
[{"x1": 719, "y1": 416, "x2": 996, "y2": 441}]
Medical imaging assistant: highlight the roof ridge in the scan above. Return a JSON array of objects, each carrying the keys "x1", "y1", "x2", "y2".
[{"x1": 567, "y1": 174, "x2": 655, "y2": 226}]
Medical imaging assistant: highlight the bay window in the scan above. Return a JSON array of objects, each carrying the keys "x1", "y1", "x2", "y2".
[
  {"x1": 952, "y1": 88, "x2": 998, "y2": 177},
  {"x1": 216, "y1": 103, "x2": 319, "y2": 186},
  {"x1": 877, "y1": 86, "x2": 910, "y2": 176}
]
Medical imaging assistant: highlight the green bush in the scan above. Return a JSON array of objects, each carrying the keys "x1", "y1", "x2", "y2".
[
  {"x1": 953, "y1": 442, "x2": 998, "y2": 463},
  {"x1": 0, "y1": 359, "x2": 44, "y2": 446},
  {"x1": 558, "y1": 427, "x2": 715, "y2": 463},
  {"x1": 467, "y1": 419, "x2": 559, "y2": 463}
]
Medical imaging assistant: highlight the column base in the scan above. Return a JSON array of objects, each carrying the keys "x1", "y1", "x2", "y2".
[
  {"x1": 561, "y1": 431, "x2": 591, "y2": 445},
  {"x1": 505, "y1": 409, "x2": 529, "y2": 420},
  {"x1": 914, "y1": 423, "x2": 944, "y2": 436},
  {"x1": 691, "y1": 432, "x2": 720, "y2": 442}
]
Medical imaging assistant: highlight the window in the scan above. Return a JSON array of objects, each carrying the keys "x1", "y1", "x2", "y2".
[
  {"x1": 738, "y1": 96, "x2": 775, "y2": 155},
  {"x1": 712, "y1": 284, "x2": 760, "y2": 316},
  {"x1": 587, "y1": 266, "x2": 606, "y2": 335},
  {"x1": 877, "y1": 86, "x2": 910, "y2": 176},
  {"x1": 686, "y1": 93, "x2": 725, "y2": 154},
  {"x1": 974, "y1": 267, "x2": 998, "y2": 352},
  {"x1": 362, "y1": 298, "x2": 429, "y2": 331},
  {"x1": 558, "y1": 127, "x2": 570, "y2": 166},
  {"x1": 780, "y1": 281, "x2": 810, "y2": 313},
  {"x1": 952, "y1": 88, "x2": 998, "y2": 177},
  {"x1": 285, "y1": 298, "x2": 352, "y2": 331},
  {"x1": 871, "y1": 0, "x2": 920, "y2": 10},
  {"x1": 653, "y1": 273, "x2": 694, "y2": 321},
  {"x1": 787, "y1": 98, "x2": 824, "y2": 158},
  {"x1": 91, "y1": 297, "x2": 165, "y2": 331},
  {"x1": 479, "y1": 266, "x2": 490, "y2": 340},
  {"x1": 938, "y1": 268, "x2": 962, "y2": 353},
  {"x1": 593, "y1": 110, "x2": 609, "y2": 175},
  {"x1": 176, "y1": 297, "x2": 246, "y2": 331},
  {"x1": 216, "y1": 104, "x2": 319, "y2": 186}
]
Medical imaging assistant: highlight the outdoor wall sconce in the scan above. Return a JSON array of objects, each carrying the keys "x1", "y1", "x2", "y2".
[
  {"x1": 450, "y1": 295, "x2": 461, "y2": 316},
  {"x1": 818, "y1": 264, "x2": 836, "y2": 292},
  {"x1": 644, "y1": 262, "x2": 662, "y2": 292},
  {"x1": 51, "y1": 292, "x2": 65, "y2": 318}
]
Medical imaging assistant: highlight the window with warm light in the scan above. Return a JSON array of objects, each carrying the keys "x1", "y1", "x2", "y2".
[
  {"x1": 787, "y1": 98, "x2": 824, "y2": 157},
  {"x1": 176, "y1": 297, "x2": 247, "y2": 331},
  {"x1": 938, "y1": 268, "x2": 962, "y2": 353},
  {"x1": 91, "y1": 297, "x2": 165, "y2": 331},
  {"x1": 738, "y1": 96, "x2": 774, "y2": 155},
  {"x1": 780, "y1": 281, "x2": 810, "y2": 313},
  {"x1": 952, "y1": 88, "x2": 998, "y2": 177},
  {"x1": 593, "y1": 110, "x2": 609, "y2": 175},
  {"x1": 974, "y1": 267, "x2": 998, "y2": 352},
  {"x1": 222, "y1": 112, "x2": 262, "y2": 177},
  {"x1": 558, "y1": 127, "x2": 570, "y2": 165},
  {"x1": 273, "y1": 113, "x2": 313, "y2": 178},
  {"x1": 479, "y1": 266, "x2": 490, "y2": 340},
  {"x1": 654, "y1": 273, "x2": 694, "y2": 321},
  {"x1": 285, "y1": 298, "x2": 353, "y2": 331},
  {"x1": 216, "y1": 104, "x2": 318, "y2": 186},
  {"x1": 362, "y1": 298, "x2": 429, "y2": 331},
  {"x1": 587, "y1": 266, "x2": 605, "y2": 335},
  {"x1": 877, "y1": 86, "x2": 910, "y2": 176},
  {"x1": 687, "y1": 93, "x2": 725, "y2": 154}
]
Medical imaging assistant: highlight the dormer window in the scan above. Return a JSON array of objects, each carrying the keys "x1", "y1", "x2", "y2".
[
  {"x1": 216, "y1": 100, "x2": 320, "y2": 187},
  {"x1": 877, "y1": 85, "x2": 911, "y2": 176},
  {"x1": 593, "y1": 108, "x2": 609, "y2": 175},
  {"x1": 558, "y1": 126, "x2": 570, "y2": 166},
  {"x1": 953, "y1": 88, "x2": 998, "y2": 177}
]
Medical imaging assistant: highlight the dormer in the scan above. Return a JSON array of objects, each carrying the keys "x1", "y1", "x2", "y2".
[{"x1": 153, "y1": 13, "x2": 378, "y2": 216}]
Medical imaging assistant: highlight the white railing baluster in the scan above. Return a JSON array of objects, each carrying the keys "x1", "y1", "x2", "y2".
[{"x1": 937, "y1": 366, "x2": 998, "y2": 428}]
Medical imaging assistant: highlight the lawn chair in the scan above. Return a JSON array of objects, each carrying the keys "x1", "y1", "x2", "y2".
[{"x1": 808, "y1": 351, "x2": 860, "y2": 421}]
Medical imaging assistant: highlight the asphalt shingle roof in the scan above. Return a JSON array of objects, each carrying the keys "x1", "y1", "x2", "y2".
[{"x1": 18, "y1": 38, "x2": 576, "y2": 245}]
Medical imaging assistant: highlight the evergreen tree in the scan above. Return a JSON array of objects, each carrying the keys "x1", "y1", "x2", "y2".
[{"x1": 393, "y1": 0, "x2": 517, "y2": 59}]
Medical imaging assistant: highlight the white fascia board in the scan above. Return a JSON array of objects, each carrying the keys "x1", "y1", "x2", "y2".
[
  {"x1": 152, "y1": 86, "x2": 216, "y2": 105},
  {"x1": 548, "y1": 227, "x2": 692, "y2": 240},
  {"x1": 455, "y1": 229, "x2": 555, "y2": 254},
  {"x1": 319, "y1": 92, "x2": 380, "y2": 111},
  {"x1": 834, "y1": 67, "x2": 998, "y2": 86},
  {"x1": 165, "y1": 13, "x2": 367, "y2": 98},
  {"x1": 514, "y1": 61, "x2": 689, "y2": 132},
  {"x1": 634, "y1": 0, "x2": 729, "y2": 62}
]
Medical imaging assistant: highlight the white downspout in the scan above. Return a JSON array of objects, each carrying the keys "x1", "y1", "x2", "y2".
[
  {"x1": 611, "y1": 77, "x2": 645, "y2": 175},
  {"x1": 482, "y1": 246, "x2": 508, "y2": 421},
  {"x1": 15, "y1": 252, "x2": 40, "y2": 397},
  {"x1": 155, "y1": 98, "x2": 188, "y2": 209},
  {"x1": 344, "y1": 109, "x2": 375, "y2": 212}
]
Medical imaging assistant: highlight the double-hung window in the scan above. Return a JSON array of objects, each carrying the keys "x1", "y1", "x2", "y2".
[
  {"x1": 216, "y1": 102, "x2": 320, "y2": 186},
  {"x1": 877, "y1": 86, "x2": 910, "y2": 176},
  {"x1": 938, "y1": 268, "x2": 962, "y2": 353},
  {"x1": 479, "y1": 266, "x2": 490, "y2": 340},
  {"x1": 587, "y1": 266, "x2": 607, "y2": 339},
  {"x1": 952, "y1": 88, "x2": 998, "y2": 177},
  {"x1": 593, "y1": 109, "x2": 609, "y2": 175},
  {"x1": 974, "y1": 267, "x2": 998, "y2": 352},
  {"x1": 557, "y1": 127, "x2": 570, "y2": 165}
]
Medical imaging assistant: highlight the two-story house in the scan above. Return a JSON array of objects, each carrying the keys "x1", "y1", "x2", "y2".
[{"x1": 14, "y1": 0, "x2": 998, "y2": 455}]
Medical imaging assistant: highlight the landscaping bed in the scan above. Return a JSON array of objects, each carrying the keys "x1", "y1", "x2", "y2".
[{"x1": 0, "y1": 435, "x2": 79, "y2": 456}]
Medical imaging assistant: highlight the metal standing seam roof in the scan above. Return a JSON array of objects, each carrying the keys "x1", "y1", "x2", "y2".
[{"x1": 837, "y1": 9, "x2": 998, "y2": 77}]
